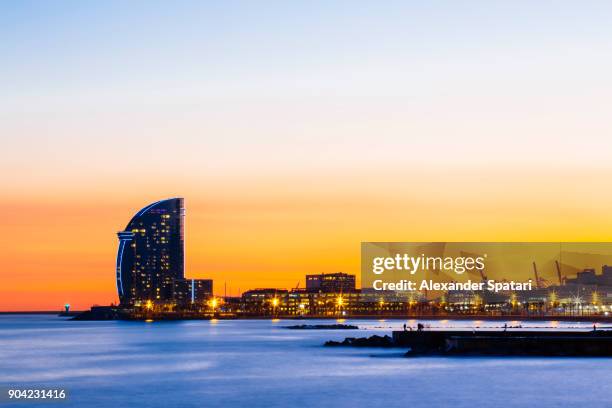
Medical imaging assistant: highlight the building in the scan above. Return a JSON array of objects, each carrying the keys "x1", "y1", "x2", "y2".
[
  {"x1": 173, "y1": 278, "x2": 213, "y2": 307},
  {"x1": 568, "y1": 269, "x2": 598, "y2": 285},
  {"x1": 116, "y1": 198, "x2": 212, "y2": 307},
  {"x1": 602, "y1": 265, "x2": 612, "y2": 285},
  {"x1": 241, "y1": 289, "x2": 288, "y2": 315},
  {"x1": 305, "y1": 272, "x2": 356, "y2": 293},
  {"x1": 238, "y1": 274, "x2": 430, "y2": 317},
  {"x1": 565, "y1": 266, "x2": 612, "y2": 286}
]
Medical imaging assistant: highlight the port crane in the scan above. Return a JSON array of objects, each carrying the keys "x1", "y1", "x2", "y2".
[
  {"x1": 532, "y1": 262, "x2": 550, "y2": 289},
  {"x1": 555, "y1": 260, "x2": 564, "y2": 285}
]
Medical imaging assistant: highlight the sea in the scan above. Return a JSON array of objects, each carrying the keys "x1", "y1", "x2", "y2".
[{"x1": 0, "y1": 315, "x2": 610, "y2": 408}]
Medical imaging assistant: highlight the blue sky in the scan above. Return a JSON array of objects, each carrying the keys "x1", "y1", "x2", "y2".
[{"x1": 3, "y1": 1, "x2": 612, "y2": 185}]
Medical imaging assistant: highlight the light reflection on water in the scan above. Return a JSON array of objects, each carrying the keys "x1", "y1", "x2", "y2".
[{"x1": 0, "y1": 315, "x2": 609, "y2": 408}]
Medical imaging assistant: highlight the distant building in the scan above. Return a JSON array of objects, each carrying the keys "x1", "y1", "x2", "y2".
[
  {"x1": 565, "y1": 266, "x2": 612, "y2": 287},
  {"x1": 237, "y1": 273, "x2": 431, "y2": 316},
  {"x1": 241, "y1": 289, "x2": 289, "y2": 315},
  {"x1": 306, "y1": 272, "x2": 356, "y2": 293},
  {"x1": 602, "y1": 265, "x2": 612, "y2": 285},
  {"x1": 173, "y1": 278, "x2": 213, "y2": 307},
  {"x1": 572, "y1": 269, "x2": 598, "y2": 285},
  {"x1": 116, "y1": 198, "x2": 212, "y2": 307}
]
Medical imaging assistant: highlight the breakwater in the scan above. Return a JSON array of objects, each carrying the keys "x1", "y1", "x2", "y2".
[
  {"x1": 394, "y1": 329, "x2": 612, "y2": 356},
  {"x1": 326, "y1": 329, "x2": 612, "y2": 356}
]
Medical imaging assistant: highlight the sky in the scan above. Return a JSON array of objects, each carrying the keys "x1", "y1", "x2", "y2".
[{"x1": 2, "y1": 1, "x2": 612, "y2": 310}]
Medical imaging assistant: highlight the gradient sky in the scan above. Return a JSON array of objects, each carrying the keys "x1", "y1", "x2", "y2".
[{"x1": 2, "y1": 1, "x2": 612, "y2": 310}]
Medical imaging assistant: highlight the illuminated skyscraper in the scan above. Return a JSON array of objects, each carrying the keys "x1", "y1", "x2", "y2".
[{"x1": 116, "y1": 198, "x2": 187, "y2": 306}]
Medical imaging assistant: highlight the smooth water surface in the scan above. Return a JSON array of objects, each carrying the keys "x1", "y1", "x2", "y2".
[{"x1": 0, "y1": 315, "x2": 609, "y2": 407}]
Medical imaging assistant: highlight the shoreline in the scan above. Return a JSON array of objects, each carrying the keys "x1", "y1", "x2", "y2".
[{"x1": 1, "y1": 311, "x2": 610, "y2": 323}]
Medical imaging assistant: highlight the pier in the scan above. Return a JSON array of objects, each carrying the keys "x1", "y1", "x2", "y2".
[
  {"x1": 394, "y1": 329, "x2": 612, "y2": 356},
  {"x1": 326, "y1": 329, "x2": 612, "y2": 356}
]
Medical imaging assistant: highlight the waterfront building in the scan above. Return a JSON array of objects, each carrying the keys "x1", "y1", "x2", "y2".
[
  {"x1": 306, "y1": 272, "x2": 356, "y2": 293},
  {"x1": 116, "y1": 198, "x2": 213, "y2": 307},
  {"x1": 286, "y1": 289, "x2": 312, "y2": 315},
  {"x1": 567, "y1": 269, "x2": 598, "y2": 285},
  {"x1": 239, "y1": 276, "x2": 432, "y2": 316},
  {"x1": 241, "y1": 289, "x2": 289, "y2": 315},
  {"x1": 173, "y1": 278, "x2": 213, "y2": 307},
  {"x1": 234, "y1": 268, "x2": 612, "y2": 317},
  {"x1": 602, "y1": 265, "x2": 612, "y2": 285},
  {"x1": 565, "y1": 266, "x2": 612, "y2": 287},
  {"x1": 310, "y1": 291, "x2": 360, "y2": 316}
]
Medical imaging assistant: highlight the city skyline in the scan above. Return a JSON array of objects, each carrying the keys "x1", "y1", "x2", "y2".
[
  {"x1": 4, "y1": 2, "x2": 612, "y2": 310},
  {"x1": 78, "y1": 198, "x2": 612, "y2": 319}
]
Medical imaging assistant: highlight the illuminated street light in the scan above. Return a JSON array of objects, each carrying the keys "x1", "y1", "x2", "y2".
[
  {"x1": 549, "y1": 291, "x2": 557, "y2": 306},
  {"x1": 592, "y1": 292, "x2": 599, "y2": 306},
  {"x1": 510, "y1": 293, "x2": 518, "y2": 308},
  {"x1": 208, "y1": 297, "x2": 218, "y2": 311}
]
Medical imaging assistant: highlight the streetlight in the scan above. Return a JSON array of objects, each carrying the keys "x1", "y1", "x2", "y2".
[
  {"x1": 336, "y1": 296, "x2": 344, "y2": 316},
  {"x1": 271, "y1": 297, "x2": 279, "y2": 316},
  {"x1": 208, "y1": 297, "x2": 218, "y2": 312},
  {"x1": 549, "y1": 291, "x2": 557, "y2": 306}
]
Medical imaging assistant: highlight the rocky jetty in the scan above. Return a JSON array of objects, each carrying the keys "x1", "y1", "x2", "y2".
[
  {"x1": 324, "y1": 335, "x2": 394, "y2": 347},
  {"x1": 71, "y1": 306, "x2": 123, "y2": 321},
  {"x1": 286, "y1": 324, "x2": 359, "y2": 330},
  {"x1": 325, "y1": 329, "x2": 612, "y2": 356}
]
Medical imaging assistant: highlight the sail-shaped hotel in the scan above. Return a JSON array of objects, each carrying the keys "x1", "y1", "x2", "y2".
[{"x1": 116, "y1": 198, "x2": 212, "y2": 307}]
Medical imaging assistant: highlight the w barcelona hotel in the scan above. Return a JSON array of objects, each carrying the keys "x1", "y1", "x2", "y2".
[{"x1": 116, "y1": 198, "x2": 212, "y2": 309}]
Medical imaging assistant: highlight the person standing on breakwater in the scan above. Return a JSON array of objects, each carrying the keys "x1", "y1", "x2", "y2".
[{"x1": 417, "y1": 323, "x2": 424, "y2": 331}]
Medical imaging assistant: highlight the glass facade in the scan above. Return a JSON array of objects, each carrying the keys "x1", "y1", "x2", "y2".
[{"x1": 116, "y1": 198, "x2": 185, "y2": 306}]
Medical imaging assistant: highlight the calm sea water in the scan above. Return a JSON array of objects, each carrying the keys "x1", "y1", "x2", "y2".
[{"x1": 0, "y1": 315, "x2": 610, "y2": 408}]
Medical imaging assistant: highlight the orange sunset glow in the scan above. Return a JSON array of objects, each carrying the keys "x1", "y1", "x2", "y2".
[{"x1": 3, "y1": 166, "x2": 612, "y2": 311}]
